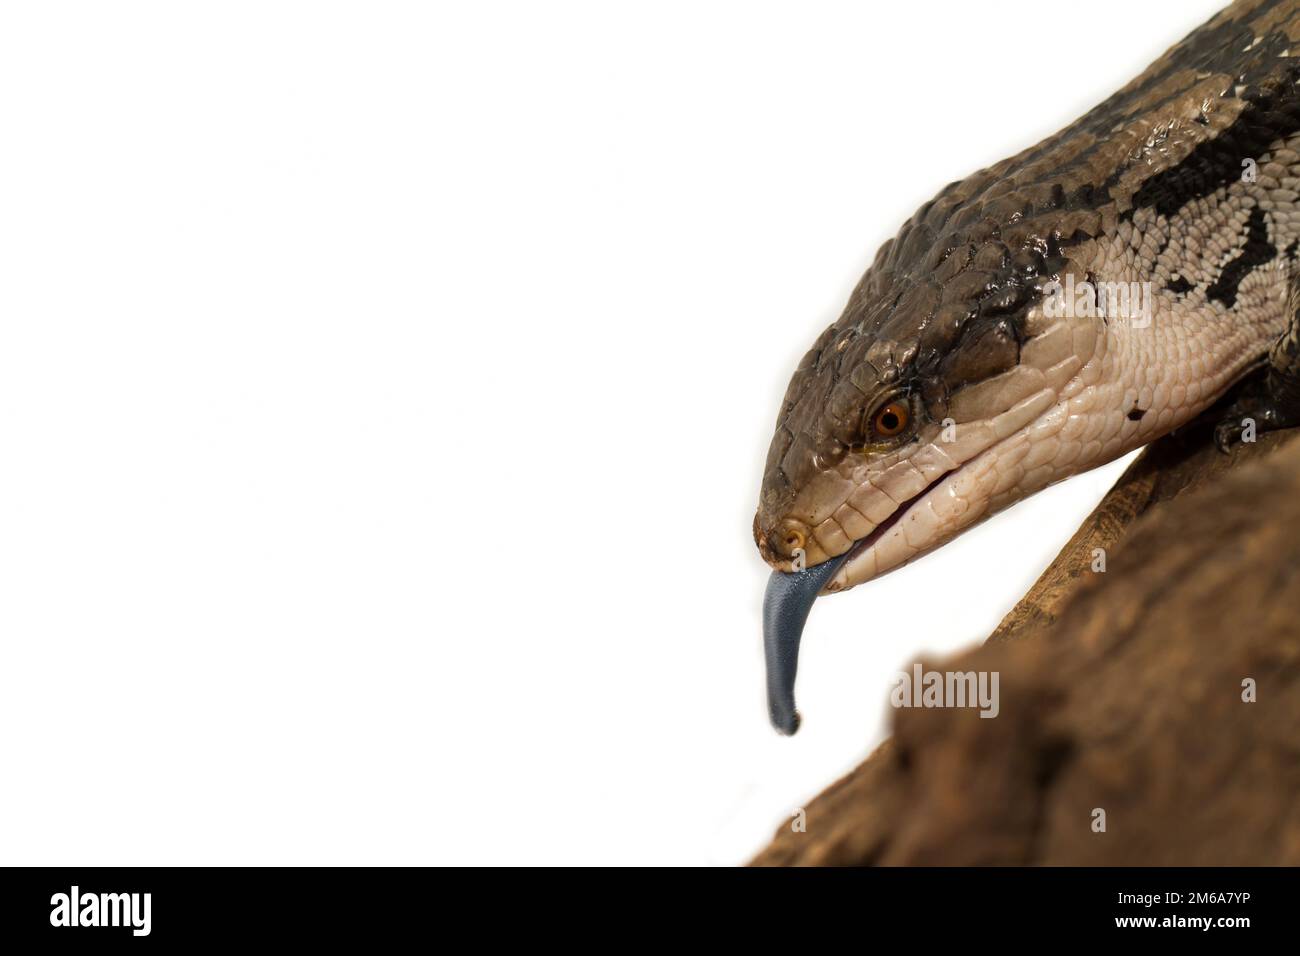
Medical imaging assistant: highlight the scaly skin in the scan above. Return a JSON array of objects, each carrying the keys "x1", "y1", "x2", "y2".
[
  {"x1": 757, "y1": 0, "x2": 1300, "y2": 593},
  {"x1": 754, "y1": 0, "x2": 1300, "y2": 732}
]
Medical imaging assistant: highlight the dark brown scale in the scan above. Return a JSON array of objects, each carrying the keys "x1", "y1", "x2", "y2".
[{"x1": 1206, "y1": 206, "x2": 1277, "y2": 306}]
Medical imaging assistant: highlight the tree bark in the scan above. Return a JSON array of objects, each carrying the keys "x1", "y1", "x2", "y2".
[{"x1": 752, "y1": 424, "x2": 1300, "y2": 866}]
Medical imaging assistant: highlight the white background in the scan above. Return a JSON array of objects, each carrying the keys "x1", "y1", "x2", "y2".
[{"x1": 0, "y1": 0, "x2": 1223, "y2": 865}]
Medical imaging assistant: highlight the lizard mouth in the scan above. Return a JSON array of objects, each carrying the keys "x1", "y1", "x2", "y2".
[
  {"x1": 822, "y1": 468, "x2": 956, "y2": 594},
  {"x1": 760, "y1": 465, "x2": 960, "y2": 735}
]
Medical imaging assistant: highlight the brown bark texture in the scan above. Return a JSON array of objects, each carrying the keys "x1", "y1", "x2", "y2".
[{"x1": 752, "y1": 425, "x2": 1300, "y2": 866}]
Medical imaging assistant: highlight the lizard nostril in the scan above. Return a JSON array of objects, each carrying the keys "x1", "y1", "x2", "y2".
[
  {"x1": 755, "y1": 515, "x2": 810, "y2": 564},
  {"x1": 776, "y1": 521, "x2": 807, "y2": 557}
]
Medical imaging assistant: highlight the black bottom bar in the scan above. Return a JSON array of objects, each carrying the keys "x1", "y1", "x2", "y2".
[{"x1": 1, "y1": 866, "x2": 1292, "y2": 944}]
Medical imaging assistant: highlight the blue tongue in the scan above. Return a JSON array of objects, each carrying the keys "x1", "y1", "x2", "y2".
[{"x1": 761, "y1": 553, "x2": 850, "y2": 735}]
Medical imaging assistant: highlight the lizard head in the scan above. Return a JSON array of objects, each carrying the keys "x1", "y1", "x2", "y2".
[{"x1": 754, "y1": 190, "x2": 1107, "y2": 733}]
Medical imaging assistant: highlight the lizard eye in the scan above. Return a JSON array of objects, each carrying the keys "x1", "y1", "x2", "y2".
[{"x1": 869, "y1": 398, "x2": 910, "y2": 439}]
